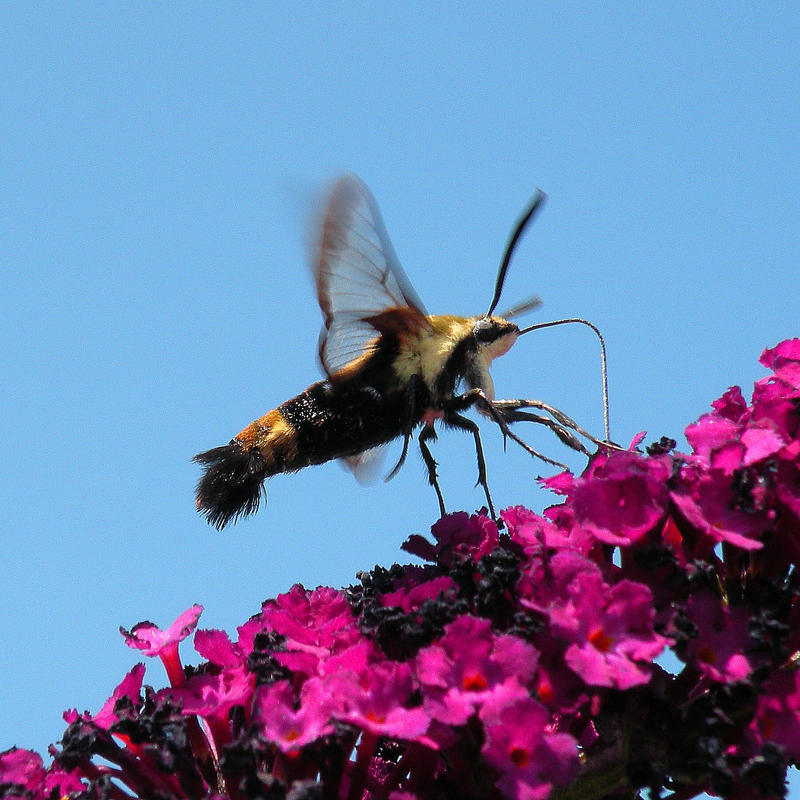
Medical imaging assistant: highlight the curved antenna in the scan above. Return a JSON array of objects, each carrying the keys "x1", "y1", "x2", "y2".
[
  {"x1": 486, "y1": 189, "x2": 546, "y2": 317},
  {"x1": 518, "y1": 317, "x2": 611, "y2": 442}
]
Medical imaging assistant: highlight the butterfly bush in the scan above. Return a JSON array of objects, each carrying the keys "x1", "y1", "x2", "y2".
[{"x1": 3, "y1": 340, "x2": 800, "y2": 800}]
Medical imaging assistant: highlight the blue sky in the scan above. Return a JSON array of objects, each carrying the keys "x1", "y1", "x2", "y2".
[{"x1": 2, "y1": 3, "x2": 799, "y2": 785}]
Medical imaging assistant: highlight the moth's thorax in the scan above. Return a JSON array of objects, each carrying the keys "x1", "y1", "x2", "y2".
[
  {"x1": 391, "y1": 314, "x2": 473, "y2": 387},
  {"x1": 391, "y1": 313, "x2": 520, "y2": 397}
]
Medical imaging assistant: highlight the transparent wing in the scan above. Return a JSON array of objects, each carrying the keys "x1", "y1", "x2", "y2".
[
  {"x1": 313, "y1": 174, "x2": 427, "y2": 377},
  {"x1": 339, "y1": 444, "x2": 389, "y2": 485}
]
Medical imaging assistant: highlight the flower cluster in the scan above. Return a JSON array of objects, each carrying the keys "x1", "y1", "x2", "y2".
[{"x1": 3, "y1": 340, "x2": 800, "y2": 800}]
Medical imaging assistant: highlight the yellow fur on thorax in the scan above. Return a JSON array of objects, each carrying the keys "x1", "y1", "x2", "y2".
[{"x1": 392, "y1": 314, "x2": 477, "y2": 390}]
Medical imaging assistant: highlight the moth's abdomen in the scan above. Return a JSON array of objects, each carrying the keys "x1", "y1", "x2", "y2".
[
  {"x1": 193, "y1": 407, "x2": 299, "y2": 529},
  {"x1": 279, "y1": 381, "x2": 409, "y2": 465},
  {"x1": 194, "y1": 380, "x2": 413, "y2": 529},
  {"x1": 192, "y1": 442, "x2": 267, "y2": 529}
]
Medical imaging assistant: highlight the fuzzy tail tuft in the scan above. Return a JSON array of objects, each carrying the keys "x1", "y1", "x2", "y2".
[{"x1": 193, "y1": 442, "x2": 268, "y2": 529}]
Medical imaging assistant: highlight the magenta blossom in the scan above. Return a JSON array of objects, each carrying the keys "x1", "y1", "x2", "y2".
[
  {"x1": 0, "y1": 749, "x2": 83, "y2": 799},
  {"x1": 681, "y1": 592, "x2": 759, "y2": 683},
  {"x1": 547, "y1": 571, "x2": 668, "y2": 689},
  {"x1": 60, "y1": 663, "x2": 146, "y2": 732},
  {"x1": 569, "y1": 451, "x2": 670, "y2": 545},
  {"x1": 403, "y1": 510, "x2": 499, "y2": 565},
  {"x1": 121, "y1": 604, "x2": 203, "y2": 687},
  {"x1": 193, "y1": 628, "x2": 244, "y2": 669},
  {"x1": 752, "y1": 669, "x2": 800, "y2": 761},
  {"x1": 324, "y1": 660, "x2": 430, "y2": 740},
  {"x1": 502, "y1": 503, "x2": 594, "y2": 555},
  {"x1": 414, "y1": 615, "x2": 538, "y2": 725},
  {"x1": 671, "y1": 468, "x2": 766, "y2": 550},
  {"x1": 0, "y1": 748, "x2": 45, "y2": 791},
  {"x1": 260, "y1": 584, "x2": 360, "y2": 655},
  {"x1": 378, "y1": 572, "x2": 458, "y2": 612},
  {"x1": 7, "y1": 339, "x2": 800, "y2": 800},
  {"x1": 481, "y1": 697, "x2": 579, "y2": 800},
  {"x1": 166, "y1": 664, "x2": 252, "y2": 721},
  {"x1": 254, "y1": 680, "x2": 335, "y2": 751},
  {"x1": 761, "y1": 338, "x2": 800, "y2": 388}
]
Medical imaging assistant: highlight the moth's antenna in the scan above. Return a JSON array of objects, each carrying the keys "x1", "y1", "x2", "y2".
[
  {"x1": 519, "y1": 317, "x2": 611, "y2": 442},
  {"x1": 487, "y1": 189, "x2": 546, "y2": 317},
  {"x1": 497, "y1": 295, "x2": 542, "y2": 320}
]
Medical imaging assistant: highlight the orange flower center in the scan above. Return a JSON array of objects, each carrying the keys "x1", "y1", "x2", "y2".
[
  {"x1": 509, "y1": 746, "x2": 530, "y2": 767},
  {"x1": 696, "y1": 644, "x2": 717, "y2": 664},
  {"x1": 536, "y1": 679, "x2": 554, "y2": 704},
  {"x1": 462, "y1": 671, "x2": 488, "y2": 691},
  {"x1": 588, "y1": 627, "x2": 613, "y2": 652}
]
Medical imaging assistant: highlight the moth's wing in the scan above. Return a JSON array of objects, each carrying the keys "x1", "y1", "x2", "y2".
[
  {"x1": 339, "y1": 445, "x2": 389, "y2": 485},
  {"x1": 313, "y1": 174, "x2": 428, "y2": 377}
]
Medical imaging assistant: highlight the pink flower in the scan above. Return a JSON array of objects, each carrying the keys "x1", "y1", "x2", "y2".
[
  {"x1": 85, "y1": 663, "x2": 145, "y2": 730},
  {"x1": 570, "y1": 451, "x2": 669, "y2": 545},
  {"x1": 120, "y1": 604, "x2": 203, "y2": 687},
  {"x1": 260, "y1": 584, "x2": 359, "y2": 657},
  {"x1": 671, "y1": 469, "x2": 766, "y2": 550},
  {"x1": 740, "y1": 419, "x2": 786, "y2": 465},
  {"x1": 712, "y1": 386, "x2": 749, "y2": 421},
  {"x1": 414, "y1": 615, "x2": 537, "y2": 725},
  {"x1": 682, "y1": 592, "x2": 758, "y2": 683},
  {"x1": 402, "y1": 511, "x2": 498, "y2": 565},
  {"x1": 0, "y1": 750, "x2": 84, "y2": 799},
  {"x1": 750, "y1": 382, "x2": 800, "y2": 457},
  {"x1": 502, "y1": 505, "x2": 593, "y2": 555},
  {"x1": 378, "y1": 573, "x2": 458, "y2": 612},
  {"x1": 685, "y1": 374, "x2": 798, "y2": 476},
  {"x1": 518, "y1": 549, "x2": 599, "y2": 614},
  {"x1": 628, "y1": 431, "x2": 648, "y2": 449},
  {"x1": 528, "y1": 643, "x2": 587, "y2": 712},
  {"x1": 193, "y1": 628, "x2": 243, "y2": 668},
  {"x1": 325, "y1": 661, "x2": 430, "y2": 740},
  {"x1": 548, "y1": 571, "x2": 668, "y2": 688},
  {"x1": 0, "y1": 748, "x2": 45, "y2": 791},
  {"x1": 752, "y1": 670, "x2": 800, "y2": 760},
  {"x1": 46, "y1": 770, "x2": 86, "y2": 797},
  {"x1": 318, "y1": 639, "x2": 379, "y2": 678},
  {"x1": 254, "y1": 680, "x2": 334, "y2": 751},
  {"x1": 760, "y1": 338, "x2": 800, "y2": 389},
  {"x1": 685, "y1": 403, "x2": 746, "y2": 473},
  {"x1": 121, "y1": 604, "x2": 203, "y2": 657},
  {"x1": 537, "y1": 470, "x2": 574, "y2": 495},
  {"x1": 167, "y1": 664, "x2": 252, "y2": 721},
  {"x1": 239, "y1": 585, "x2": 362, "y2": 679},
  {"x1": 481, "y1": 697, "x2": 579, "y2": 800}
]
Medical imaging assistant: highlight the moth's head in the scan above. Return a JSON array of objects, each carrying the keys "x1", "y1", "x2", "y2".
[{"x1": 472, "y1": 316, "x2": 520, "y2": 362}]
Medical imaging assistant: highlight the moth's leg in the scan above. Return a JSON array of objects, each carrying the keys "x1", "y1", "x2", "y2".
[
  {"x1": 386, "y1": 374, "x2": 424, "y2": 482},
  {"x1": 494, "y1": 407, "x2": 589, "y2": 455},
  {"x1": 442, "y1": 410, "x2": 495, "y2": 520},
  {"x1": 449, "y1": 389, "x2": 569, "y2": 469},
  {"x1": 418, "y1": 425, "x2": 446, "y2": 517},
  {"x1": 492, "y1": 398, "x2": 621, "y2": 451},
  {"x1": 386, "y1": 430, "x2": 412, "y2": 482}
]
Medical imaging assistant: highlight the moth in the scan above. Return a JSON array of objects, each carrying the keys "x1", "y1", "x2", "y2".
[{"x1": 194, "y1": 175, "x2": 610, "y2": 528}]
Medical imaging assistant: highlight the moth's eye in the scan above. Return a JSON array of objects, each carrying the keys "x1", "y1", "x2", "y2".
[{"x1": 473, "y1": 318, "x2": 500, "y2": 343}]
